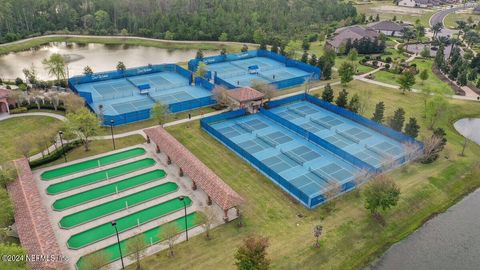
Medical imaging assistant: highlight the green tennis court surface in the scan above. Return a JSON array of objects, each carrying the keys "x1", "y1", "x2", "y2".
[
  {"x1": 59, "y1": 182, "x2": 178, "y2": 229},
  {"x1": 52, "y1": 170, "x2": 167, "y2": 211},
  {"x1": 67, "y1": 196, "x2": 192, "y2": 249},
  {"x1": 76, "y1": 212, "x2": 199, "y2": 270},
  {"x1": 46, "y1": 158, "x2": 156, "y2": 195},
  {"x1": 41, "y1": 148, "x2": 146, "y2": 181}
]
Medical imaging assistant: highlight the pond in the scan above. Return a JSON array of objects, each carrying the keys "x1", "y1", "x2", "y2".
[
  {"x1": 0, "y1": 42, "x2": 219, "y2": 81},
  {"x1": 367, "y1": 118, "x2": 480, "y2": 270}
]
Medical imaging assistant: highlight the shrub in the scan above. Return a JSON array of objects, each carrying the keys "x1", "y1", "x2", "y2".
[
  {"x1": 15, "y1": 78, "x2": 23, "y2": 85},
  {"x1": 385, "y1": 64, "x2": 391, "y2": 70},
  {"x1": 9, "y1": 107, "x2": 28, "y2": 114},
  {"x1": 29, "y1": 141, "x2": 81, "y2": 168},
  {"x1": 385, "y1": 57, "x2": 392, "y2": 63}
]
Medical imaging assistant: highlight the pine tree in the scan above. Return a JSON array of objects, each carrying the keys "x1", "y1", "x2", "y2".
[
  {"x1": 335, "y1": 89, "x2": 349, "y2": 108},
  {"x1": 389, "y1": 108, "x2": 406, "y2": 132},
  {"x1": 457, "y1": 69, "x2": 468, "y2": 86},
  {"x1": 404, "y1": 117, "x2": 420, "y2": 138},
  {"x1": 434, "y1": 44, "x2": 445, "y2": 68},
  {"x1": 348, "y1": 94, "x2": 361, "y2": 113},
  {"x1": 321, "y1": 84, "x2": 334, "y2": 103},
  {"x1": 419, "y1": 69, "x2": 429, "y2": 84},
  {"x1": 371, "y1": 102, "x2": 385, "y2": 123}
]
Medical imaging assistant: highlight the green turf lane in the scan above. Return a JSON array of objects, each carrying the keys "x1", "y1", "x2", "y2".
[
  {"x1": 76, "y1": 212, "x2": 199, "y2": 270},
  {"x1": 41, "y1": 147, "x2": 146, "y2": 181},
  {"x1": 59, "y1": 182, "x2": 178, "y2": 229},
  {"x1": 46, "y1": 158, "x2": 156, "y2": 195},
  {"x1": 52, "y1": 170, "x2": 167, "y2": 211},
  {"x1": 67, "y1": 196, "x2": 192, "y2": 249}
]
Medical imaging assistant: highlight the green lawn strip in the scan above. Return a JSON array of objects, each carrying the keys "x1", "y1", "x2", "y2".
[
  {"x1": 52, "y1": 170, "x2": 167, "y2": 211},
  {"x1": 59, "y1": 182, "x2": 178, "y2": 229},
  {"x1": 67, "y1": 196, "x2": 192, "y2": 249},
  {"x1": 41, "y1": 147, "x2": 146, "y2": 181},
  {"x1": 76, "y1": 212, "x2": 199, "y2": 270},
  {"x1": 46, "y1": 158, "x2": 156, "y2": 195}
]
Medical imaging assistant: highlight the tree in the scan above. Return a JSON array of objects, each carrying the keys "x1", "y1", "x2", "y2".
[
  {"x1": 196, "y1": 49, "x2": 204, "y2": 59},
  {"x1": 434, "y1": 44, "x2": 446, "y2": 68},
  {"x1": 347, "y1": 48, "x2": 359, "y2": 63},
  {"x1": 116, "y1": 61, "x2": 126, "y2": 72},
  {"x1": 420, "y1": 47, "x2": 430, "y2": 58},
  {"x1": 194, "y1": 62, "x2": 207, "y2": 78},
  {"x1": 401, "y1": 27, "x2": 416, "y2": 43},
  {"x1": 160, "y1": 222, "x2": 180, "y2": 257},
  {"x1": 363, "y1": 175, "x2": 400, "y2": 219},
  {"x1": 357, "y1": 89, "x2": 372, "y2": 115},
  {"x1": 22, "y1": 63, "x2": 37, "y2": 84},
  {"x1": 15, "y1": 136, "x2": 33, "y2": 160},
  {"x1": 95, "y1": 10, "x2": 111, "y2": 32},
  {"x1": 42, "y1": 53, "x2": 66, "y2": 85},
  {"x1": 7, "y1": 91, "x2": 23, "y2": 108},
  {"x1": 308, "y1": 54, "x2": 317, "y2": 66},
  {"x1": 253, "y1": 28, "x2": 266, "y2": 45},
  {"x1": 419, "y1": 69, "x2": 429, "y2": 84},
  {"x1": 313, "y1": 225, "x2": 323, "y2": 248},
  {"x1": 285, "y1": 40, "x2": 302, "y2": 59},
  {"x1": 197, "y1": 208, "x2": 216, "y2": 240},
  {"x1": 321, "y1": 84, "x2": 334, "y2": 103},
  {"x1": 415, "y1": 24, "x2": 426, "y2": 42},
  {"x1": 220, "y1": 48, "x2": 227, "y2": 56},
  {"x1": 388, "y1": 108, "x2": 405, "y2": 132},
  {"x1": 234, "y1": 235, "x2": 270, "y2": 270},
  {"x1": 0, "y1": 188, "x2": 14, "y2": 228},
  {"x1": 302, "y1": 38, "x2": 310, "y2": 51},
  {"x1": 65, "y1": 108, "x2": 101, "y2": 151},
  {"x1": 150, "y1": 102, "x2": 170, "y2": 126},
  {"x1": 432, "y1": 22, "x2": 443, "y2": 38},
  {"x1": 300, "y1": 51, "x2": 308, "y2": 63},
  {"x1": 126, "y1": 234, "x2": 147, "y2": 270},
  {"x1": 322, "y1": 181, "x2": 341, "y2": 212},
  {"x1": 338, "y1": 62, "x2": 355, "y2": 86},
  {"x1": 212, "y1": 86, "x2": 230, "y2": 107},
  {"x1": 348, "y1": 94, "x2": 361, "y2": 113},
  {"x1": 251, "y1": 80, "x2": 275, "y2": 101},
  {"x1": 425, "y1": 95, "x2": 448, "y2": 130},
  {"x1": 420, "y1": 128, "x2": 447, "y2": 163},
  {"x1": 335, "y1": 89, "x2": 349, "y2": 108},
  {"x1": 164, "y1": 31, "x2": 175, "y2": 40},
  {"x1": 79, "y1": 250, "x2": 111, "y2": 270},
  {"x1": 457, "y1": 70, "x2": 468, "y2": 86},
  {"x1": 397, "y1": 69, "x2": 416, "y2": 94},
  {"x1": 404, "y1": 117, "x2": 420, "y2": 138},
  {"x1": 241, "y1": 44, "x2": 249, "y2": 52},
  {"x1": 219, "y1": 32, "x2": 228, "y2": 42},
  {"x1": 62, "y1": 93, "x2": 85, "y2": 113},
  {"x1": 83, "y1": 66, "x2": 93, "y2": 75}
]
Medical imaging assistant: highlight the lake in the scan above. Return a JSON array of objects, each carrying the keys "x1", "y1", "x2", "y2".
[
  {"x1": 369, "y1": 118, "x2": 480, "y2": 270},
  {"x1": 0, "y1": 42, "x2": 219, "y2": 80}
]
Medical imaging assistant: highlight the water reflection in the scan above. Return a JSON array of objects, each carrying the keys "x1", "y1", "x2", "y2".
[{"x1": 0, "y1": 42, "x2": 218, "y2": 80}]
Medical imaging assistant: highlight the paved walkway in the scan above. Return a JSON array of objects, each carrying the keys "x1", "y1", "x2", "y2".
[{"x1": 0, "y1": 112, "x2": 66, "y2": 122}]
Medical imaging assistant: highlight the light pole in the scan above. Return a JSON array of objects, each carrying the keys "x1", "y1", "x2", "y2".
[
  {"x1": 110, "y1": 120, "x2": 116, "y2": 150},
  {"x1": 111, "y1": 220, "x2": 125, "y2": 269},
  {"x1": 178, "y1": 196, "x2": 189, "y2": 241},
  {"x1": 59, "y1": 131, "x2": 67, "y2": 162}
]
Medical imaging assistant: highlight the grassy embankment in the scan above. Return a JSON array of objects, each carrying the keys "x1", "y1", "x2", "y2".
[
  {"x1": 0, "y1": 35, "x2": 248, "y2": 56},
  {"x1": 127, "y1": 80, "x2": 480, "y2": 270}
]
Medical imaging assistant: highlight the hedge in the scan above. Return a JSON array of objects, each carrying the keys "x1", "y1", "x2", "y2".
[{"x1": 29, "y1": 141, "x2": 82, "y2": 168}]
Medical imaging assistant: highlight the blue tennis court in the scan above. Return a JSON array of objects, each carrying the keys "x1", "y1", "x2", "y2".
[
  {"x1": 69, "y1": 64, "x2": 216, "y2": 126},
  {"x1": 201, "y1": 94, "x2": 422, "y2": 208},
  {"x1": 188, "y1": 50, "x2": 321, "y2": 90}
]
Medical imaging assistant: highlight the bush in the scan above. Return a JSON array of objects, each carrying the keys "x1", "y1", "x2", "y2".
[
  {"x1": 29, "y1": 141, "x2": 81, "y2": 168},
  {"x1": 376, "y1": 55, "x2": 382, "y2": 60},
  {"x1": 9, "y1": 107, "x2": 28, "y2": 114},
  {"x1": 385, "y1": 57, "x2": 392, "y2": 63},
  {"x1": 385, "y1": 64, "x2": 391, "y2": 70},
  {"x1": 15, "y1": 78, "x2": 23, "y2": 85},
  {"x1": 365, "y1": 55, "x2": 371, "y2": 60}
]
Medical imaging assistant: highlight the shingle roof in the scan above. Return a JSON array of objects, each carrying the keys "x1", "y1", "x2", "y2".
[
  {"x1": 144, "y1": 127, "x2": 244, "y2": 210},
  {"x1": 226, "y1": 87, "x2": 264, "y2": 102},
  {"x1": 368, "y1": 21, "x2": 410, "y2": 32},
  {"x1": 328, "y1": 26, "x2": 379, "y2": 48}
]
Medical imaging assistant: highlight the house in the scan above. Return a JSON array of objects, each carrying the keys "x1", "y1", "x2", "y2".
[
  {"x1": 368, "y1": 21, "x2": 412, "y2": 37},
  {"x1": 397, "y1": 0, "x2": 461, "y2": 8},
  {"x1": 326, "y1": 26, "x2": 379, "y2": 53},
  {"x1": 0, "y1": 88, "x2": 11, "y2": 114},
  {"x1": 225, "y1": 87, "x2": 264, "y2": 113}
]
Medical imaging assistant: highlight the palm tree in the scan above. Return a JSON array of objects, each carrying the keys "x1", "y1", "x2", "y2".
[{"x1": 432, "y1": 22, "x2": 443, "y2": 38}]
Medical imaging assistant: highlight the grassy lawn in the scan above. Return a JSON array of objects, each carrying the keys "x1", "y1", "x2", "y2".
[
  {"x1": 37, "y1": 135, "x2": 145, "y2": 168},
  {"x1": 336, "y1": 56, "x2": 375, "y2": 74},
  {"x1": 354, "y1": 1, "x2": 434, "y2": 26},
  {"x1": 129, "y1": 79, "x2": 480, "y2": 270},
  {"x1": 371, "y1": 58, "x2": 454, "y2": 95},
  {"x1": 444, "y1": 10, "x2": 480, "y2": 29},
  {"x1": 0, "y1": 35, "x2": 248, "y2": 56},
  {"x1": 0, "y1": 116, "x2": 62, "y2": 163}
]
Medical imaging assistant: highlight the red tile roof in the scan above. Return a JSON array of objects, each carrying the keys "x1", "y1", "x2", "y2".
[
  {"x1": 226, "y1": 87, "x2": 264, "y2": 103},
  {"x1": 144, "y1": 127, "x2": 244, "y2": 210},
  {"x1": 8, "y1": 158, "x2": 67, "y2": 270}
]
